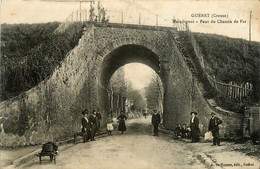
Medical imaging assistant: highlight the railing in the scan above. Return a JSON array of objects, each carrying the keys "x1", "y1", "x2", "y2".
[
  {"x1": 54, "y1": 8, "x2": 188, "y2": 33},
  {"x1": 207, "y1": 73, "x2": 253, "y2": 99}
]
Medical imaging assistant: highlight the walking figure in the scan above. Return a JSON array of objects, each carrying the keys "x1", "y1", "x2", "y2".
[
  {"x1": 106, "y1": 115, "x2": 114, "y2": 136},
  {"x1": 117, "y1": 111, "x2": 127, "y2": 134},
  {"x1": 190, "y1": 111, "x2": 200, "y2": 143},
  {"x1": 96, "y1": 109, "x2": 102, "y2": 132},
  {"x1": 208, "y1": 112, "x2": 223, "y2": 146},
  {"x1": 81, "y1": 110, "x2": 90, "y2": 143},
  {"x1": 152, "y1": 109, "x2": 161, "y2": 136}
]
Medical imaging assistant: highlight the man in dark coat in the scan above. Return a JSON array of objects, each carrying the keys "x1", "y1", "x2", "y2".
[
  {"x1": 151, "y1": 109, "x2": 161, "y2": 136},
  {"x1": 190, "y1": 111, "x2": 200, "y2": 143},
  {"x1": 208, "y1": 112, "x2": 223, "y2": 146},
  {"x1": 96, "y1": 110, "x2": 102, "y2": 132},
  {"x1": 89, "y1": 110, "x2": 98, "y2": 141},
  {"x1": 81, "y1": 110, "x2": 90, "y2": 143}
]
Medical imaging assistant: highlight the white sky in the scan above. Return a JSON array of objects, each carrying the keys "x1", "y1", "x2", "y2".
[
  {"x1": 124, "y1": 63, "x2": 156, "y2": 90},
  {"x1": 1, "y1": 0, "x2": 260, "y2": 42}
]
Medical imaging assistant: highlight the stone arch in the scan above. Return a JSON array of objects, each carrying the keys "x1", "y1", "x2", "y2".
[
  {"x1": 95, "y1": 41, "x2": 168, "y2": 126},
  {"x1": 95, "y1": 37, "x2": 165, "y2": 63}
]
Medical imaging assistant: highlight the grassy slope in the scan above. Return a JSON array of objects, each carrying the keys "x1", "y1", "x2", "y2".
[
  {"x1": 1, "y1": 22, "x2": 84, "y2": 100},
  {"x1": 177, "y1": 32, "x2": 260, "y2": 112},
  {"x1": 192, "y1": 33, "x2": 259, "y2": 84}
]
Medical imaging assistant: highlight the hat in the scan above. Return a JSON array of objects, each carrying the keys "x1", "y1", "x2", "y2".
[
  {"x1": 211, "y1": 112, "x2": 216, "y2": 116},
  {"x1": 190, "y1": 111, "x2": 198, "y2": 115}
]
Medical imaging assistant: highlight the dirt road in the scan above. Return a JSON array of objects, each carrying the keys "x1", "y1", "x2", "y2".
[{"x1": 20, "y1": 117, "x2": 206, "y2": 169}]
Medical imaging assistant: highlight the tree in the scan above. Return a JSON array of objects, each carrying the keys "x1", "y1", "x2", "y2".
[
  {"x1": 126, "y1": 82, "x2": 146, "y2": 112},
  {"x1": 89, "y1": 2, "x2": 95, "y2": 22},
  {"x1": 145, "y1": 74, "x2": 163, "y2": 111}
]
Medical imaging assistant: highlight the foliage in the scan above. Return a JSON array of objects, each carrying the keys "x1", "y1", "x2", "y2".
[
  {"x1": 108, "y1": 68, "x2": 126, "y2": 114},
  {"x1": 1, "y1": 22, "x2": 84, "y2": 100},
  {"x1": 89, "y1": 2, "x2": 95, "y2": 22},
  {"x1": 126, "y1": 82, "x2": 146, "y2": 111},
  {"x1": 89, "y1": 1, "x2": 109, "y2": 23},
  {"x1": 177, "y1": 32, "x2": 260, "y2": 112},
  {"x1": 109, "y1": 69, "x2": 146, "y2": 113},
  {"x1": 192, "y1": 33, "x2": 260, "y2": 84},
  {"x1": 145, "y1": 74, "x2": 163, "y2": 110}
]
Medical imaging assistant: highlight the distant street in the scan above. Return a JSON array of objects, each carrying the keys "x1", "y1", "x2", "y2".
[{"x1": 21, "y1": 117, "x2": 206, "y2": 169}]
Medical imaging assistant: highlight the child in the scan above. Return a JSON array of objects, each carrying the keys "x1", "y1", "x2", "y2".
[{"x1": 106, "y1": 115, "x2": 114, "y2": 136}]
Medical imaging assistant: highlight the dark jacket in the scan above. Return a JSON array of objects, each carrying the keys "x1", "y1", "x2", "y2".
[
  {"x1": 96, "y1": 112, "x2": 102, "y2": 120},
  {"x1": 152, "y1": 113, "x2": 161, "y2": 125},
  {"x1": 117, "y1": 114, "x2": 127, "y2": 131},
  {"x1": 81, "y1": 117, "x2": 90, "y2": 132},
  {"x1": 89, "y1": 114, "x2": 97, "y2": 128},
  {"x1": 190, "y1": 117, "x2": 199, "y2": 131},
  {"x1": 208, "y1": 117, "x2": 223, "y2": 132}
]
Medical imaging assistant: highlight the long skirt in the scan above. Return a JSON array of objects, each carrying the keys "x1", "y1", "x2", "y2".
[
  {"x1": 191, "y1": 128, "x2": 200, "y2": 142},
  {"x1": 118, "y1": 120, "x2": 126, "y2": 131}
]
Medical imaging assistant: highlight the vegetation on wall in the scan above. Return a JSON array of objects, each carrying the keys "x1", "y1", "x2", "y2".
[
  {"x1": 1, "y1": 22, "x2": 84, "y2": 100},
  {"x1": 177, "y1": 31, "x2": 260, "y2": 112},
  {"x1": 192, "y1": 33, "x2": 259, "y2": 84}
]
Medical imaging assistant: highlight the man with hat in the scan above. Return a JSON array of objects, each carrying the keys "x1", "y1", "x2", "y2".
[
  {"x1": 208, "y1": 112, "x2": 223, "y2": 146},
  {"x1": 151, "y1": 109, "x2": 161, "y2": 136},
  {"x1": 81, "y1": 110, "x2": 90, "y2": 143},
  {"x1": 89, "y1": 110, "x2": 98, "y2": 141},
  {"x1": 190, "y1": 111, "x2": 200, "y2": 143}
]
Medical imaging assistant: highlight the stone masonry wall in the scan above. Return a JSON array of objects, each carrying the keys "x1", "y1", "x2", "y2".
[
  {"x1": 0, "y1": 25, "x2": 97, "y2": 147},
  {"x1": 0, "y1": 24, "x2": 243, "y2": 147}
]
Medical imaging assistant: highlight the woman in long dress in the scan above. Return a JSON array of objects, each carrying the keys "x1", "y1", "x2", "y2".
[
  {"x1": 190, "y1": 111, "x2": 200, "y2": 143},
  {"x1": 117, "y1": 112, "x2": 127, "y2": 134}
]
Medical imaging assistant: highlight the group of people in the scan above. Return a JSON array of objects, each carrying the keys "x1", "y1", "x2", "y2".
[
  {"x1": 151, "y1": 110, "x2": 223, "y2": 146},
  {"x1": 189, "y1": 111, "x2": 223, "y2": 145},
  {"x1": 106, "y1": 112, "x2": 128, "y2": 135},
  {"x1": 80, "y1": 109, "x2": 102, "y2": 142},
  {"x1": 174, "y1": 123, "x2": 191, "y2": 139},
  {"x1": 79, "y1": 110, "x2": 128, "y2": 142},
  {"x1": 80, "y1": 108, "x2": 223, "y2": 146}
]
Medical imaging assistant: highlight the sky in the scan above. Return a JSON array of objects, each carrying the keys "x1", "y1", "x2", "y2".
[
  {"x1": 1, "y1": 0, "x2": 260, "y2": 42},
  {"x1": 1, "y1": 0, "x2": 259, "y2": 89},
  {"x1": 124, "y1": 63, "x2": 156, "y2": 90}
]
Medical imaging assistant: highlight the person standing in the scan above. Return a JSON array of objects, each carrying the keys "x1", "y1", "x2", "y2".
[
  {"x1": 117, "y1": 111, "x2": 127, "y2": 134},
  {"x1": 208, "y1": 112, "x2": 223, "y2": 146},
  {"x1": 89, "y1": 110, "x2": 98, "y2": 141},
  {"x1": 81, "y1": 110, "x2": 90, "y2": 143},
  {"x1": 152, "y1": 109, "x2": 161, "y2": 136},
  {"x1": 190, "y1": 111, "x2": 200, "y2": 143},
  {"x1": 96, "y1": 110, "x2": 102, "y2": 132},
  {"x1": 106, "y1": 115, "x2": 114, "y2": 136}
]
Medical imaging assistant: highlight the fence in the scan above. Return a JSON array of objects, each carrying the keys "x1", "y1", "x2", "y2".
[
  {"x1": 54, "y1": 8, "x2": 188, "y2": 33},
  {"x1": 207, "y1": 74, "x2": 253, "y2": 99}
]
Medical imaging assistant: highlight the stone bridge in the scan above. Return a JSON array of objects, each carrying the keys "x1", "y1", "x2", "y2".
[{"x1": 0, "y1": 23, "x2": 242, "y2": 147}]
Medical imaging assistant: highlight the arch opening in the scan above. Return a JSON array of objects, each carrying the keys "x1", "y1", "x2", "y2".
[
  {"x1": 98, "y1": 44, "x2": 166, "y2": 123},
  {"x1": 108, "y1": 63, "x2": 164, "y2": 119}
]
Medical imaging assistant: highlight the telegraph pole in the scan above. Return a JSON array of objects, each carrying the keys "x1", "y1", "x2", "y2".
[
  {"x1": 249, "y1": 10, "x2": 252, "y2": 42},
  {"x1": 80, "y1": 1, "x2": 82, "y2": 22}
]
